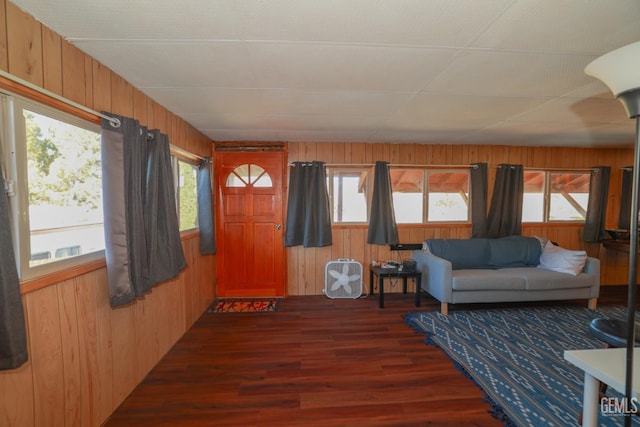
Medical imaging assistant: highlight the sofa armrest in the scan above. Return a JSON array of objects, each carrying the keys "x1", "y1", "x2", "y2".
[
  {"x1": 413, "y1": 250, "x2": 453, "y2": 303},
  {"x1": 583, "y1": 256, "x2": 600, "y2": 298},
  {"x1": 583, "y1": 257, "x2": 600, "y2": 279}
]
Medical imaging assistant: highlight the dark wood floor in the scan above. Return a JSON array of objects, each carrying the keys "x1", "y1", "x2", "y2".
[{"x1": 104, "y1": 286, "x2": 633, "y2": 427}]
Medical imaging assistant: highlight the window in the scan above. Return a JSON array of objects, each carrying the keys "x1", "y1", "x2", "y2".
[
  {"x1": 327, "y1": 168, "x2": 369, "y2": 223},
  {"x1": 390, "y1": 168, "x2": 470, "y2": 224},
  {"x1": 1, "y1": 95, "x2": 104, "y2": 279},
  {"x1": 226, "y1": 163, "x2": 272, "y2": 188},
  {"x1": 174, "y1": 159, "x2": 199, "y2": 231},
  {"x1": 523, "y1": 170, "x2": 590, "y2": 222}
]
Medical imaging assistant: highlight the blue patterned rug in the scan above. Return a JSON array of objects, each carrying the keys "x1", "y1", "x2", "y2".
[{"x1": 406, "y1": 306, "x2": 640, "y2": 427}]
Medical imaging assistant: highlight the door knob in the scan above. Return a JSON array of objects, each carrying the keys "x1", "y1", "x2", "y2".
[{"x1": 275, "y1": 224, "x2": 281, "y2": 230}]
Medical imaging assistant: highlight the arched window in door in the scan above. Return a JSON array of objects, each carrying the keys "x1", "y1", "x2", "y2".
[{"x1": 226, "y1": 164, "x2": 273, "y2": 188}]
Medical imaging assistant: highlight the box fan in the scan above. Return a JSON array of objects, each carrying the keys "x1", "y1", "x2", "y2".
[{"x1": 324, "y1": 259, "x2": 363, "y2": 299}]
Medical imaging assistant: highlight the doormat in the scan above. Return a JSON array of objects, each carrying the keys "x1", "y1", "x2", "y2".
[{"x1": 208, "y1": 298, "x2": 279, "y2": 313}]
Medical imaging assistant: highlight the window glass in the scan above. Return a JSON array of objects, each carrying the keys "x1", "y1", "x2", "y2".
[
  {"x1": 548, "y1": 172, "x2": 589, "y2": 221},
  {"x1": 328, "y1": 169, "x2": 368, "y2": 223},
  {"x1": 427, "y1": 171, "x2": 469, "y2": 222},
  {"x1": 226, "y1": 164, "x2": 272, "y2": 188},
  {"x1": 391, "y1": 169, "x2": 423, "y2": 223},
  {"x1": 522, "y1": 170, "x2": 590, "y2": 222},
  {"x1": 523, "y1": 171, "x2": 544, "y2": 222},
  {"x1": 24, "y1": 108, "x2": 103, "y2": 267},
  {"x1": 390, "y1": 168, "x2": 470, "y2": 223},
  {"x1": 177, "y1": 160, "x2": 198, "y2": 231},
  {"x1": 227, "y1": 164, "x2": 249, "y2": 187}
]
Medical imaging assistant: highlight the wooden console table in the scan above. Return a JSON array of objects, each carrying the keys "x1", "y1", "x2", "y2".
[{"x1": 602, "y1": 239, "x2": 638, "y2": 254}]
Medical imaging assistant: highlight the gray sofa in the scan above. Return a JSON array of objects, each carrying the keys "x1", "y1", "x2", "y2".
[{"x1": 413, "y1": 236, "x2": 600, "y2": 315}]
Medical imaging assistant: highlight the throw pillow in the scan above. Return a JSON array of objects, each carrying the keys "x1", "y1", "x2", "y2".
[{"x1": 538, "y1": 241, "x2": 587, "y2": 275}]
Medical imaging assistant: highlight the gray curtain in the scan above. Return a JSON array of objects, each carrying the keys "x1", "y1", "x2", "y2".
[
  {"x1": 0, "y1": 164, "x2": 28, "y2": 370},
  {"x1": 101, "y1": 115, "x2": 150, "y2": 306},
  {"x1": 470, "y1": 162, "x2": 488, "y2": 238},
  {"x1": 101, "y1": 114, "x2": 185, "y2": 307},
  {"x1": 285, "y1": 161, "x2": 332, "y2": 247},
  {"x1": 367, "y1": 161, "x2": 399, "y2": 245},
  {"x1": 197, "y1": 157, "x2": 216, "y2": 255},
  {"x1": 619, "y1": 166, "x2": 633, "y2": 230},
  {"x1": 583, "y1": 166, "x2": 611, "y2": 243},
  {"x1": 486, "y1": 164, "x2": 523, "y2": 238},
  {"x1": 145, "y1": 130, "x2": 186, "y2": 285}
]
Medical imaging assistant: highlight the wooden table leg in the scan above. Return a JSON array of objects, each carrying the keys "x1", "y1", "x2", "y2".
[
  {"x1": 369, "y1": 270, "x2": 374, "y2": 297},
  {"x1": 378, "y1": 276, "x2": 384, "y2": 308}
]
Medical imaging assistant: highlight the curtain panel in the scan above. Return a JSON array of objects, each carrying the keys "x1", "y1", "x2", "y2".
[
  {"x1": 101, "y1": 114, "x2": 186, "y2": 307},
  {"x1": 619, "y1": 167, "x2": 633, "y2": 230},
  {"x1": 197, "y1": 157, "x2": 216, "y2": 255},
  {"x1": 583, "y1": 166, "x2": 611, "y2": 243},
  {"x1": 101, "y1": 115, "x2": 150, "y2": 306},
  {"x1": 486, "y1": 164, "x2": 523, "y2": 238},
  {"x1": 367, "y1": 161, "x2": 399, "y2": 245},
  {"x1": 0, "y1": 164, "x2": 28, "y2": 370},
  {"x1": 144, "y1": 130, "x2": 187, "y2": 285},
  {"x1": 284, "y1": 161, "x2": 332, "y2": 248},
  {"x1": 470, "y1": 162, "x2": 488, "y2": 238}
]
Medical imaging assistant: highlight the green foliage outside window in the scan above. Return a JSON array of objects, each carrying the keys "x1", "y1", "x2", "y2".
[
  {"x1": 178, "y1": 160, "x2": 198, "y2": 231},
  {"x1": 25, "y1": 110, "x2": 102, "y2": 211}
]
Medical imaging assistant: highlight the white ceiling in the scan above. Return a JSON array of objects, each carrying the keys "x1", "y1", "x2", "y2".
[{"x1": 10, "y1": 0, "x2": 640, "y2": 147}]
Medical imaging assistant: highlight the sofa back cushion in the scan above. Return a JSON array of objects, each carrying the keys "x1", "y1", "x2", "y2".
[
  {"x1": 488, "y1": 235, "x2": 542, "y2": 268},
  {"x1": 425, "y1": 236, "x2": 542, "y2": 270},
  {"x1": 425, "y1": 238, "x2": 490, "y2": 269}
]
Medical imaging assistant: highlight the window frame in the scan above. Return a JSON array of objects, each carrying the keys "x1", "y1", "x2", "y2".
[
  {"x1": 326, "y1": 167, "x2": 371, "y2": 225},
  {"x1": 172, "y1": 156, "x2": 200, "y2": 233},
  {"x1": 1, "y1": 93, "x2": 105, "y2": 280},
  {"x1": 522, "y1": 169, "x2": 591, "y2": 223},
  {"x1": 390, "y1": 167, "x2": 471, "y2": 225}
]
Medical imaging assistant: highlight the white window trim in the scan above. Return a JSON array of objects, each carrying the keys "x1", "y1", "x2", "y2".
[
  {"x1": 523, "y1": 169, "x2": 590, "y2": 223},
  {"x1": 327, "y1": 167, "x2": 371, "y2": 225},
  {"x1": 391, "y1": 167, "x2": 471, "y2": 224},
  {"x1": 1, "y1": 93, "x2": 104, "y2": 280}
]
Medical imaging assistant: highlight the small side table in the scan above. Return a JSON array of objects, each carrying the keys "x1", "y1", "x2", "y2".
[{"x1": 369, "y1": 265, "x2": 422, "y2": 308}]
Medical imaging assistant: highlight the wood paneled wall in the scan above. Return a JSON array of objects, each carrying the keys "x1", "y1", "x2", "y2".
[
  {"x1": 1, "y1": 2, "x2": 216, "y2": 426},
  {"x1": 286, "y1": 142, "x2": 634, "y2": 295},
  {"x1": 1, "y1": 237, "x2": 215, "y2": 427}
]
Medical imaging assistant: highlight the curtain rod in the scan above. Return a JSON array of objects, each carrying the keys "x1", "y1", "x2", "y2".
[
  {"x1": 0, "y1": 69, "x2": 121, "y2": 128},
  {"x1": 289, "y1": 162, "x2": 598, "y2": 172},
  {"x1": 289, "y1": 162, "x2": 474, "y2": 168},
  {"x1": 523, "y1": 167, "x2": 598, "y2": 172},
  {"x1": 0, "y1": 69, "x2": 208, "y2": 163}
]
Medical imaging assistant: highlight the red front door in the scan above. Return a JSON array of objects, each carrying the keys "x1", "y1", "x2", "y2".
[{"x1": 215, "y1": 151, "x2": 285, "y2": 297}]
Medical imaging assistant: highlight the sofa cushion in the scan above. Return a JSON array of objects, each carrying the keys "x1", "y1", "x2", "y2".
[
  {"x1": 451, "y1": 269, "x2": 526, "y2": 291},
  {"x1": 514, "y1": 267, "x2": 596, "y2": 290},
  {"x1": 425, "y1": 238, "x2": 490, "y2": 269},
  {"x1": 488, "y1": 235, "x2": 542, "y2": 268}
]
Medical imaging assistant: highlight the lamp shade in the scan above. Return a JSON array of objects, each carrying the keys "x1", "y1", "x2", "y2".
[{"x1": 585, "y1": 40, "x2": 640, "y2": 118}]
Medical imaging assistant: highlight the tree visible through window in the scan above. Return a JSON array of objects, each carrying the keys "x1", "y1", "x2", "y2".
[
  {"x1": 177, "y1": 159, "x2": 198, "y2": 231},
  {"x1": 24, "y1": 109, "x2": 103, "y2": 266}
]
